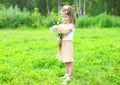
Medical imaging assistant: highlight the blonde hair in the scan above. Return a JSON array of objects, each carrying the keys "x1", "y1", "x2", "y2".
[{"x1": 61, "y1": 5, "x2": 76, "y2": 26}]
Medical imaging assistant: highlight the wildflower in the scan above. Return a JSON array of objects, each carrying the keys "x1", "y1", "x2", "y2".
[{"x1": 50, "y1": 22, "x2": 63, "y2": 39}]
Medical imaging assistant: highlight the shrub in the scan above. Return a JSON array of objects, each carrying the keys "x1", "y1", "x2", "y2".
[
  {"x1": 77, "y1": 13, "x2": 120, "y2": 28},
  {"x1": 0, "y1": 5, "x2": 31, "y2": 28},
  {"x1": 95, "y1": 13, "x2": 113, "y2": 28},
  {"x1": 31, "y1": 7, "x2": 42, "y2": 28},
  {"x1": 0, "y1": 4, "x2": 120, "y2": 29},
  {"x1": 77, "y1": 16, "x2": 95, "y2": 28},
  {"x1": 111, "y1": 16, "x2": 120, "y2": 27}
]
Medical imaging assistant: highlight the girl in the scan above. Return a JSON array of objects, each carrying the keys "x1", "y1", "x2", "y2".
[{"x1": 51, "y1": 5, "x2": 76, "y2": 84}]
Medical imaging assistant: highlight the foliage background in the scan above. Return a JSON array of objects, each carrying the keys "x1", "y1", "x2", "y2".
[
  {"x1": 0, "y1": 4, "x2": 120, "y2": 28},
  {"x1": 0, "y1": 0, "x2": 120, "y2": 28}
]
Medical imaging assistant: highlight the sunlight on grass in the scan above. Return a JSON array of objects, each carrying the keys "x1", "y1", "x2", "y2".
[{"x1": 0, "y1": 28, "x2": 120, "y2": 85}]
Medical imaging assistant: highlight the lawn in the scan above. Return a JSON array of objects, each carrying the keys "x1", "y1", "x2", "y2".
[{"x1": 0, "y1": 28, "x2": 120, "y2": 85}]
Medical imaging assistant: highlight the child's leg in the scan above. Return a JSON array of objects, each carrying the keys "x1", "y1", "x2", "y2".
[
  {"x1": 61, "y1": 62, "x2": 74, "y2": 84},
  {"x1": 60, "y1": 63, "x2": 69, "y2": 79},
  {"x1": 66, "y1": 63, "x2": 69, "y2": 74},
  {"x1": 69, "y1": 62, "x2": 74, "y2": 76},
  {"x1": 60, "y1": 62, "x2": 72, "y2": 79},
  {"x1": 66, "y1": 62, "x2": 74, "y2": 76}
]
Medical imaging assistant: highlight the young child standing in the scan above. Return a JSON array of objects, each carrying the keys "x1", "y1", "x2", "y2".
[{"x1": 51, "y1": 5, "x2": 76, "y2": 84}]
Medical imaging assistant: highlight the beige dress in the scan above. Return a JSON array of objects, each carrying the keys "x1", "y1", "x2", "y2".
[{"x1": 56, "y1": 24, "x2": 75, "y2": 62}]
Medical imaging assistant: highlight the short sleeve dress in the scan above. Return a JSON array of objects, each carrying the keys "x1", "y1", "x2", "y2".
[{"x1": 56, "y1": 24, "x2": 75, "y2": 62}]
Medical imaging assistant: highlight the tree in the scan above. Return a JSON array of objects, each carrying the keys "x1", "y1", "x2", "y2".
[
  {"x1": 0, "y1": 0, "x2": 120, "y2": 16},
  {"x1": 58, "y1": 0, "x2": 62, "y2": 13},
  {"x1": 83, "y1": 0, "x2": 86, "y2": 16},
  {"x1": 76, "y1": 0, "x2": 82, "y2": 17},
  {"x1": 46, "y1": 0, "x2": 50, "y2": 15}
]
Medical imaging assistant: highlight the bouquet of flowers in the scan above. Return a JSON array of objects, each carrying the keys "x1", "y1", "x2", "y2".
[{"x1": 50, "y1": 22, "x2": 63, "y2": 39}]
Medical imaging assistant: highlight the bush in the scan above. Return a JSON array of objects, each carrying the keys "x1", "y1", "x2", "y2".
[
  {"x1": 77, "y1": 16, "x2": 95, "y2": 28},
  {"x1": 0, "y1": 4, "x2": 120, "y2": 29},
  {"x1": 0, "y1": 5, "x2": 61, "y2": 28},
  {"x1": 31, "y1": 7, "x2": 42, "y2": 28},
  {"x1": 95, "y1": 13, "x2": 113, "y2": 28},
  {"x1": 0, "y1": 5, "x2": 31, "y2": 28},
  {"x1": 111, "y1": 16, "x2": 120, "y2": 27},
  {"x1": 77, "y1": 13, "x2": 120, "y2": 28}
]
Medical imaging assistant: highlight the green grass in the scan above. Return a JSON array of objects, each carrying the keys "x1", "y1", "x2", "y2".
[{"x1": 0, "y1": 28, "x2": 120, "y2": 85}]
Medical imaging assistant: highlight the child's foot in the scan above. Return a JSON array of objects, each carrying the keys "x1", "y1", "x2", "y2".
[
  {"x1": 60, "y1": 74, "x2": 69, "y2": 80},
  {"x1": 62, "y1": 76, "x2": 70, "y2": 85}
]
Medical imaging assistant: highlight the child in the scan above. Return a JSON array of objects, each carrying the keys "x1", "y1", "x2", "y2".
[{"x1": 51, "y1": 5, "x2": 76, "y2": 84}]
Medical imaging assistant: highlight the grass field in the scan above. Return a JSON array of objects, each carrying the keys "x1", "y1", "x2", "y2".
[{"x1": 0, "y1": 28, "x2": 120, "y2": 85}]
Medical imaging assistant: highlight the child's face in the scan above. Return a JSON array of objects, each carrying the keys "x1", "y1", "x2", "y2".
[{"x1": 61, "y1": 13, "x2": 70, "y2": 24}]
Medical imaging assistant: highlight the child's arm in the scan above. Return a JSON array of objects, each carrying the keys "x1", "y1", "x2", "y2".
[{"x1": 57, "y1": 24, "x2": 72, "y2": 35}]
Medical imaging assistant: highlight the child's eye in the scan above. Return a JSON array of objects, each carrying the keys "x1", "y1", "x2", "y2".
[{"x1": 63, "y1": 16, "x2": 66, "y2": 18}]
